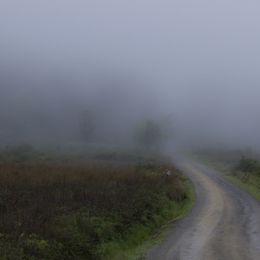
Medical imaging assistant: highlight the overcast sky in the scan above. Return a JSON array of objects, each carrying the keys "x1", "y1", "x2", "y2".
[{"x1": 1, "y1": 0, "x2": 260, "y2": 148}]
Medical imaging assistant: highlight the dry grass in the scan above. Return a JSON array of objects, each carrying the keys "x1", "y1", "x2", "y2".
[{"x1": 0, "y1": 159, "x2": 189, "y2": 259}]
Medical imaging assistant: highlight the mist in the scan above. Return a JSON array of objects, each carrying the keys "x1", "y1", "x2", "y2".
[{"x1": 1, "y1": 0, "x2": 260, "y2": 150}]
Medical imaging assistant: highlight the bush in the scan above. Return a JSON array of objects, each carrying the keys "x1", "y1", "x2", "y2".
[{"x1": 236, "y1": 156, "x2": 260, "y2": 176}]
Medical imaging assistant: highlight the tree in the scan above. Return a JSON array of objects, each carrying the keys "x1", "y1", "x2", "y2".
[
  {"x1": 79, "y1": 110, "x2": 95, "y2": 142},
  {"x1": 136, "y1": 119, "x2": 163, "y2": 149}
]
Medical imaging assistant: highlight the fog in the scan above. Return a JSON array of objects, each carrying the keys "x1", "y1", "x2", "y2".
[{"x1": 1, "y1": 0, "x2": 260, "y2": 150}]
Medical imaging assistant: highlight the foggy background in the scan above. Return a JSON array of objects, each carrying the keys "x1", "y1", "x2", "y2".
[{"x1": 1, "y1": 0, "x2": 260, "y2": 150}]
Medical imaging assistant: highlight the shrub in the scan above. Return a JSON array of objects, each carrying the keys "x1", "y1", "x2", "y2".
[{"x1": 236, "y1": 156, "x2": 260, "y2": 176}]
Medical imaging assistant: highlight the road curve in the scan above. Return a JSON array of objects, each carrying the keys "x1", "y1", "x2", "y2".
[{"x1": 147, "y1": 158, "x2": 260, "y2": 260}]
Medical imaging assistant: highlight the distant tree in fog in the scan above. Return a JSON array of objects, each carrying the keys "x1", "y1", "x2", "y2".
[
  {"x1": 79, "y1": 110, "x2": 95, "y2": 142},
  {"x1": 136, "y1": 119, "x2": 163, "y2": 149}
]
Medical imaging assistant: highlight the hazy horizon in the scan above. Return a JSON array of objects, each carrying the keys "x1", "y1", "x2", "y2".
[{"x1": 1, "y1": 0, "x2": 260, "y2": 149}]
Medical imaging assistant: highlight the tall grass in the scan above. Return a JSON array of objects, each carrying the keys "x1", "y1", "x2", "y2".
[{"x1": 0, "y1": 159, "x2": 190, "y2": 259}]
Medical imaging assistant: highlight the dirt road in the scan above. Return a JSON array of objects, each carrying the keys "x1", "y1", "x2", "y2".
[{"x1": 147, "y1": 159, "x2": 260, "y2": 260}]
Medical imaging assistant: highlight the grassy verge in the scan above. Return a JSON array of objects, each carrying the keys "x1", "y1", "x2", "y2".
[
  {"x1": 109, "y1": 179, "x2": 194, "y2": 260},
  {"x1": 195, "y1": 154, "x2": 260, "y2": 201},
  {"x1": 224, "y1": 174, "x2": 260, "y2": 200},
  {"x1": 0, "y1": 156, "x2": 194, "y2": 260}
]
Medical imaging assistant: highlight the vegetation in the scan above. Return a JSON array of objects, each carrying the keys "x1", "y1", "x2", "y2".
[
  {"x1": 79, "y1": 110, "x2": 95, "y2": 142},
  {"x1": 235, "y1": 156, "x2": 260, "y2": 174},
  {"x1": 0, "y1": 148, "x2": 192, "y2": 259},
  {"x1": 135, "y1": 119, "x2": 163, "y2": 150},
  {"x1": 196, "y1": 150, "x2": 260, "y2": 200},
  {"x1": 231, "y1": 156, "x2": 260, "y2": 199}
]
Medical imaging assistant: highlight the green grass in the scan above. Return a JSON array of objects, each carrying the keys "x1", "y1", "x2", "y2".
[
  {"x1": 107, "y1": 180, "x2": 195, "y2": 260},
  {"x1": 195, "y1": 155, "x2": 260, "y2": 201},
  {"x1": 224, "y1": 173, "x2": 260, "y2": 200}
]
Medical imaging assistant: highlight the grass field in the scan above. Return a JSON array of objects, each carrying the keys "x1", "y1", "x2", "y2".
[{"x1": 0, "y1": 147, "x2": 193, "y2": 259}]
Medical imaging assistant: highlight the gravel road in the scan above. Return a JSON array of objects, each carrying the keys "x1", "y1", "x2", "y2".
[{"x1": 147, "y1": 159, "x2": 260, "y2": 260}]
